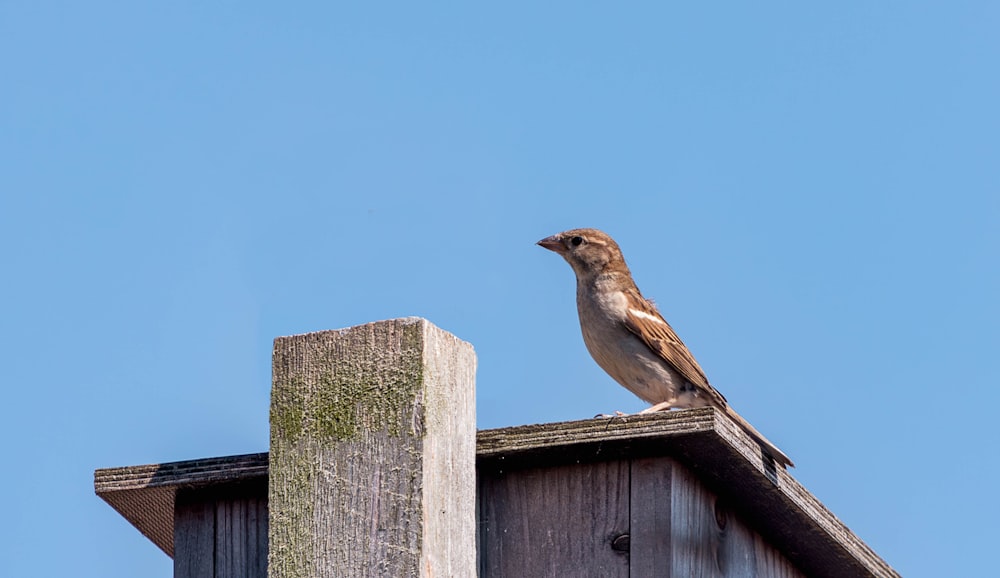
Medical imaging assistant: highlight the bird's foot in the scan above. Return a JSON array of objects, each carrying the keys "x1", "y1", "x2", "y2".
[
  {"x1": 594, "y1": 410, "x2": 628, "y2": 419},
  {"x1": 639, "y1": 401, "x2": 673, "y2": 414}
]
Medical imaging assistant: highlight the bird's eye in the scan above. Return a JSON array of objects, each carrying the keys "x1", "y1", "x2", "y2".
[{"x1": 570, "y1": 236, "x2": 584, "y2": 246}]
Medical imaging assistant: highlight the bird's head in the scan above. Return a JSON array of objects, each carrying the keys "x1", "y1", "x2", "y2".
[{"x1": 537, "y1": 228, "x2": 629, "y2": 281}]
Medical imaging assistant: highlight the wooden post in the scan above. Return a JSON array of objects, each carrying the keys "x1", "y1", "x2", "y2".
[{"x1": 268, "y1": 318, "x2": 476, "y2": 578}]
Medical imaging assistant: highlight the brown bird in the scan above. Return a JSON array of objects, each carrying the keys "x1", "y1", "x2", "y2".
[{"x1": 538, "y1": 228, "x2": 794, "y2": 467}]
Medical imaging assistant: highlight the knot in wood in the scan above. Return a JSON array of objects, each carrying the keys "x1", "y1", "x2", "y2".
[
  {"x1": 715, "y1": 498, "x2": 728, "y2": 530},
  {"x1": 610, "y1": 533, "x2": 630, "y2": 553}
]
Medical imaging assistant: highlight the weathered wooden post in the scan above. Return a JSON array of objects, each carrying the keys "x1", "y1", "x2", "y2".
[{"x1": 268, "y1": 318, "x2": 476, "y2": 577}]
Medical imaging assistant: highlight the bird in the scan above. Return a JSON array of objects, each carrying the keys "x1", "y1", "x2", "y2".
[{"x1": 537, "y1": 227, "x2": 794, "y2": 467}]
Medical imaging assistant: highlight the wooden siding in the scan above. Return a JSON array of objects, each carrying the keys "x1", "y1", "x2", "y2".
[
  {"x1": 174, "y1": 484, "x2": 268, "y2": 578},
  {"x1": 479, "y1": 459, "x2": 631, "y2": 577},
  {"x1": 96, "y1": 408, "x2": 901, "y2": 578},
  {"x1": 479, "y1": 456, "x2": 804, "y2": 578}
]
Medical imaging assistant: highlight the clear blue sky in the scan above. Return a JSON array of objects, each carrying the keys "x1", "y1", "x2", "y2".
[{"x1": 2, "y1": 3, "x2": 997, "y2": 576}]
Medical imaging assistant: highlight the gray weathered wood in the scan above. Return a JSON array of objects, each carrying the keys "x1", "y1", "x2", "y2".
[
  {"x1": 216, "y1": 496, "x2": 269, "y2": 578},
  {"x1": 250, "y1": 496, "x2": 269, "y2": 578},
  {"x1": 629, "y1": 457, "x2": 673, "y2": 577},
  {"x1": 174, "y1": 497, "x2": 214, "y2": 578},
  {"x1": 174, "y1": 489, "x2": 268, "y2": 578},
  {"x1": 477, "y1": 410, "x2": 897, "y2": 578},
  {"x1": 669, "y1": 460, "x2": 727, "y2": 576},
  {"x1": 268, "y1": 318, "x2": 476, "y2": 578},
  {"x1": 97, "y1": 408, "x2": 899, "y2": 578},
  {"x1": 668, "y1": 458, "x2": 805, "y2": 577},
  {"x1": 479, "y1": 460, "x2": 630, "y2": 578},
  {"x1": 631, "y1": 457, "x2": 807, "y2": 578}
]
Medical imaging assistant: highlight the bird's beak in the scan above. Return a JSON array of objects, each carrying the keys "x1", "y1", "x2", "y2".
[{"x1": 537, "y1": 235, "x2": 567, "y2": 254}]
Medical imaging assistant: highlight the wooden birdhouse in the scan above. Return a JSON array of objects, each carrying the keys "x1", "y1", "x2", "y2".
[{"x1": 95, "y1": 318, "x2": 898, "y2": 577}]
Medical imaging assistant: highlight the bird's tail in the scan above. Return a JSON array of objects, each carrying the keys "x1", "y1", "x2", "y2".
[{"x1": 722, "y1": 405, "x2": 794, "y2": 468}]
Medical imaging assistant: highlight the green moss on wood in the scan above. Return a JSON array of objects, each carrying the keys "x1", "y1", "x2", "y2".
[
  {"x1": 267, "y1": 320, "x2": 476, "y2": 577},
  {"x1": 268, "y1": 437, "x2": 317, "y2": 578},
  {"x1": 270, "y1": 321, "x2": 428, "y2": 446}
]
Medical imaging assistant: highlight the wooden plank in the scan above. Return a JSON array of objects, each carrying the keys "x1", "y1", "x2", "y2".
[
  {"x1": 268, "y1": 318, "x2": 476, "y2": 578},
  {"x1": 214, "y1": 496, "x2": 268, "y2": 578},
  {"x1": 96, "y1": 453, "x2": 268, "y2": 489},
  {"x1": 173, "y1": 487, "x2": 269, "y2": 578},
  {"x1": 629, "y1": 457, "x2": 673, "y2": 577},
  {"x1": 479, "y1": 460, "x2": 630, "y2": 578},
  {"x1": 174, "y1": 497, "x2": 214, "y2": 578},
  {"x1": 251, "y1": 496, "x2": 268, "y2": 578},
  {"x1": 653, "y1": 458, "x2": 805, "y2": 578},
  {"x1": 668, "y1": 459, "x2": 715, "y2": 576},
  {"x1": 477, "y1": 409, "x2": 716, "y2": 461},
  {"x1": 216, "y1": 500, "x2": 239, "y2": 577},
  {"x1": 709, "y1": 493, "x2": 808, "y2": 578},
  {"x1": 249, "y1": 497, "x2": 268, "y2": 578},
  {"x1": 231, "y1": 499, "x2": 245, "y2": 577},
  {"x1": 714, "y1": 497, "x2": 763, "y2": 577}
]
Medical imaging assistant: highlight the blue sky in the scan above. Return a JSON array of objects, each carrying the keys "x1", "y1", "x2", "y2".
[{"x1": 2, "y1": 2, "x2": 997, "y2": 576}]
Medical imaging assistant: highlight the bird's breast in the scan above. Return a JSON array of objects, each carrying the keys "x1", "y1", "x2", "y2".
[{"x1": 575, "y1": 285, "x2": 683, "y2": 405}]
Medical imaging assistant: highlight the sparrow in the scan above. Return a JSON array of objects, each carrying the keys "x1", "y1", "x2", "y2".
[{"x1": 538, "y1": 228, "x2": 794, "y2": 467}]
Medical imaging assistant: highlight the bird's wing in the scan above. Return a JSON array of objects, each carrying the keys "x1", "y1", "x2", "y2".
[
  {"x1": 622, "y1": 288, "x2": 727, "y2": 405},
  {"x1": 621, "y1": 290, "x2": 793, "y2": 467}
]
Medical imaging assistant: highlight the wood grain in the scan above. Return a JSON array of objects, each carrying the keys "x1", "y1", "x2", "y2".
[
  {"x1": 671, "y1": 458, "x2": 805, "y2": 578},
  {"x1": 268, "y1": 318, "x2": 476, "y2": 578},
  {"x1": 174, "y1": 497, "x2": 214, "y2": 578},
  {"x1": 479, "y1": 460, "x2": 630, "y2": 578},
  {"x1": 174, "y1": 488, "x2": 268, "y2": 578},
  {"x1": 629, "y1": 457, "x2": 673, "y2": 577},
  {"x1": 216, "y1": 496, "x2": 268, "y2": 578}
]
